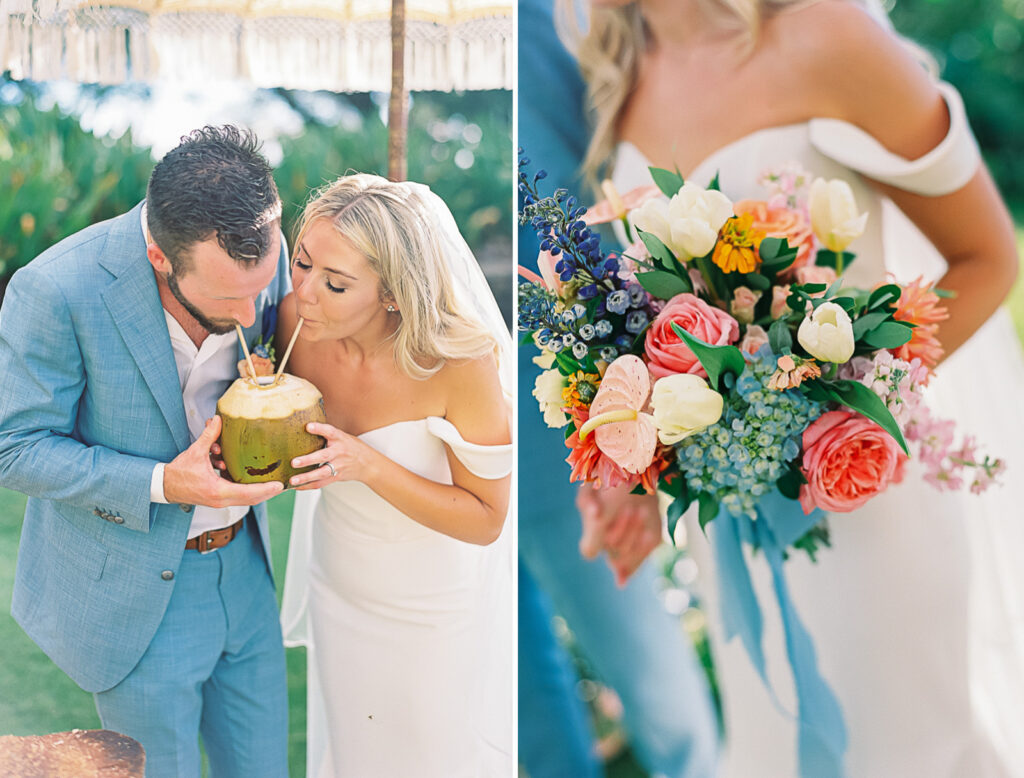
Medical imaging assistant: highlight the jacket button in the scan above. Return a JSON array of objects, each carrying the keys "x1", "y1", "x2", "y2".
[
  {"x1": 161, "y1": 570, "x2": 174, "y2": 581},
  {"x1": 180, "y1": 504, "x2": 193, "y2": 514},
  {"x1": 113, "y1": 516, "x2": 125, "y2": 524}
]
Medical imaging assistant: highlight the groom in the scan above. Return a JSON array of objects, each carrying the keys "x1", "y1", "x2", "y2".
[{"x1": 0, "y1": 126, "x2": 291, "y2": 776}]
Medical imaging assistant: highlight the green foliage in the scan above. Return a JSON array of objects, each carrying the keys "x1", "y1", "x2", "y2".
[{"x1": 0, "y1": 81, "x2": 511, "y2": 297}]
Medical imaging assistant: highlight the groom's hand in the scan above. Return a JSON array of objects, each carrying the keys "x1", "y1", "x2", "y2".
[{"x1": 163, "y1": 416, "x2": 283, "y2": 508}]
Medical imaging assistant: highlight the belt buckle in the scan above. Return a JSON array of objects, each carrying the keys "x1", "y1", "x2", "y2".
[{"x1": 198, "y1": 530, "x2": 219, "y2": 555}]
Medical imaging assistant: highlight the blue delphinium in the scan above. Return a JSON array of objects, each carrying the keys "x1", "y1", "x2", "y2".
[{"x1": 677, "y1": 348, "x2": 824, "y2": 519}]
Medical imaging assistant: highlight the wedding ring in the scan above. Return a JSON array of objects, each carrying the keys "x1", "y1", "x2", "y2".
[{"x1": 324, "y1": 462, "x2": 337, "y2": 478}]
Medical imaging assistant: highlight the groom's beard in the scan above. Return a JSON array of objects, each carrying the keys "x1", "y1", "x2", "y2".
[{"x1": 166, "y1": 271, "x2": 237, "y2": 335}]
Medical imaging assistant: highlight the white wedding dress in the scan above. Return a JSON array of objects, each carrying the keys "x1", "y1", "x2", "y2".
[
  {"x1": 613, "y1": 80, "x2": 1024, "y2": 777},
  {"x1": 280, "y1": 416, "x2": 514, "y2": 777}
]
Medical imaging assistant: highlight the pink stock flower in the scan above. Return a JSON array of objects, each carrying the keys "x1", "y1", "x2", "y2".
[
  {"x1": 644, "y1": 293, "x2": 740, "y2": 379},
  {"x1": 799, "y1": 410, "x2": 907, "y2": 514},
  {"x1": 795, "y1": 264, "x2": 838, "y2": 289}
]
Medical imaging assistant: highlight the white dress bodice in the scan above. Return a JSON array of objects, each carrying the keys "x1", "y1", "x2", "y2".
[
  {"x1": 611, "y1": 81, "x2": 1024, "y2": 778},
  {"x1": 281, "y1": 417, "x2": 513, "y2": 778}
]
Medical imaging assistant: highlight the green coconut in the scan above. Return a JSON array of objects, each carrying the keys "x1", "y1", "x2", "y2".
[{"x1": 216, "y1": 373, "x2": 327, "y2": 485}]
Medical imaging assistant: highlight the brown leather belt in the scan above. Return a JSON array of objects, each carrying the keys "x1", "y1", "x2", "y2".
[{"x1": 185, "y1": 517, "x2": 246, "y2": 553}]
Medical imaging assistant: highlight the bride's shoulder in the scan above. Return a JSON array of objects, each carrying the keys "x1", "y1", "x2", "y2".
[
  {"x1": 435, "y1": 354, "x2": 509, "y2": 446},
  {"x1": 769, "y1": 0, "x2": 949, "y2": 158}
]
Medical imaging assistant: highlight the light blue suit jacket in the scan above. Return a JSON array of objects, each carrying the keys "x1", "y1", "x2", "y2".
[{"x1": 0, "y1": 202, "x2": 291, "y2": 693}]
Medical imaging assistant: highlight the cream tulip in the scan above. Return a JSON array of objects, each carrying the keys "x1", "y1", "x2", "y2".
[
  {"x1": 533, "y1": 369, "x2": 569, "y2": 428},
  {"x1": 808, "y1": 177, "x2": 868, "y2": 253},
  {"x1": 630, "y1": 183, "x2": 734, "y2": 261},
  {"x1": 797, "y1": 302, "x2": 856, "y2": 363},
  {"x1": 650, "y1": 373, "x2": 724, "y2": 445}
]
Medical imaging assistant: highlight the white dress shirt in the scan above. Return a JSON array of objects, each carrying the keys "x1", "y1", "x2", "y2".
[{"x1": 143, "y1": 206, "x2": 247, "y2": 538}]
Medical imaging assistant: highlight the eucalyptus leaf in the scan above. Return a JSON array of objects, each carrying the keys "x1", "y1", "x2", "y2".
[
  {"x1": 649, "y1": 167, "x2": 686, "y2": 198},
  {"x1": 743, "y1": 272, "x2": 771, "y2": 291},
  {"x1": 868, "y1": 284, "x2": 902, "y2": 310},
  {"x1": 768, "y1": 318, "x2": 793, "y2": 353},
  {"x1": 670, "y1": 323, "x2": 747, "y2": 390},
  {"x1": 863, "y1": 321, "x2": 913, "y2": 349},
  {"x1": 636, "y1": 269, "x2": 692, "y2": 299},
  {"x1": 851, "y1": 311, "x2": 889, "y2": 340},
  {"x1": 759, "y1": 236, "x2": 785, "y2": 262}
]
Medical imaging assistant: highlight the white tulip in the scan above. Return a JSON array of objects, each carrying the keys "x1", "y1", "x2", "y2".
[
  {"x1": 797, "y1": 302, "x2": 856, "y2": 363},
  {"x1": 808, "y1": 177, "x2": 868, "y2": 253},
  {"x1": 533, "y1": 369, "x2": 569, "y2": 428},
  {"x1": 650, "y1": 373, "x2": 724, "y2": 445},
  {"x1": 630, "y1": 183, "x2": 734, "y2": 261}
]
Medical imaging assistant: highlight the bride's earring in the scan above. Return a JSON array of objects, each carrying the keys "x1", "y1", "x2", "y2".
[{"x1": 386, "y1": 304, "x2": 397, "y2": 313}]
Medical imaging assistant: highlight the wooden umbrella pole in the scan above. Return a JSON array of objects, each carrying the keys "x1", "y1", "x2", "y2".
[
  {"x1": 387, "y1": 0, "x2": 408, "y2": 181},
  {"x1": 275, "y1": 317, "x2": 305, "y2": 382},
  {"x1": 235, "y1": 324, "x2": 258, "y2": 382}
]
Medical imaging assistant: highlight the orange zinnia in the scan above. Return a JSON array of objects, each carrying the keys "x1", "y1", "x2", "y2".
[
  {"x1": 891, "y1": 278, "x2": 949, "y2": 372},
  {"x1": 712, "y1": 213, "x2": 765, "y2": 274}
]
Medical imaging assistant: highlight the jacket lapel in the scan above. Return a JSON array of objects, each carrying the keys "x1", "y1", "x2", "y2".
[{"x1": 99, "y1": 204, "x2": 192, "y2": 453}]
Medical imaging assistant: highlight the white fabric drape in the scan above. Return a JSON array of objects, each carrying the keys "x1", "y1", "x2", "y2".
[{"x1": 0, "y1": 0, "x2": 512, "y2": 90}]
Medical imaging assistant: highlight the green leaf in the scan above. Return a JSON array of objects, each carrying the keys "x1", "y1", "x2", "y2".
[
  {"x1": 759, "y1": 236, "x2": 785, "y2": 262},
  {"x1": 863, "y1": 320, "x2": 913, "y2": 349},
  {"x1": 636, "y1": 270, "x2": 692, "y2": 299},
  {"x1": 554, "y1": 351, "x2": 579, "y2": 376},
  {"x1": 519, "y1": 330, "x2": 536, "y2": 346},
  {"x1": 823, "y1": 380, "x2": 910, "y2": 454},
  {"x1": 868, "y1": 284, "x2": 902, "y2": 310},
  {"x1": 666, "y1": 491, "x2": 693, "y2": 538},
  {"x1": 815, "y1": 250, "x2": 856, "y2": 271},
  {"x1": 793, "y1": 283, "x2": 827, "y2": 294},
  {"x1": 649, "y1": 167, "x2": 686, "y2": 198},
  {"x1": 933, "y1": 287, "x2": 957, "y2": 299},
  {"x1": 629, "y1": 484, "x2": 646, "y2": 495},
  {"x1": 697, "y1": 493, "x2": 719, "y2": 533},
  {"x1": 637, "y1": 229, "x2": 677, "y2": 272},
  {"x1": 851, "y1": 311, "x2": 889, "y2": 340},
  {"x1": 768, "y1": 318, "x2": 793, "y2": 353},
  {"x1": 742, "y1": 272, "x2": 771, "y2": 291},
  {"x1": 707, "y1": 172, "x2": 721, "y2": 191},
  {"x1": 695, "y1": 254, "x2": 730, "y2": 302},
  {"x1": 777, "y1": 465, "x2": 807, "y2": 500},
  {"x1": 670, "y1": 323, "x2": 747, "y2": 390}
]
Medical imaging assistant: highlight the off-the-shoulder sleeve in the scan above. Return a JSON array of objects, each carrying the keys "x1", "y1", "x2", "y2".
[
  {"x1": 427, "y1": 416, "x2": 513, "y2": 479},
  {"x1": 808, "y1": 81, "x2": 980, "y2": 197}
]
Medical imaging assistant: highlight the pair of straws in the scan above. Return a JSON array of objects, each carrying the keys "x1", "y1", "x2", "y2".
[{"x1": 235, "y1": 318, "x2": 304, "y2": 386}]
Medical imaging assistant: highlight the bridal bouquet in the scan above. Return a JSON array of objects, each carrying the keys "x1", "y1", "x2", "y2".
[{"x1": 518, "y1": 154, "x2": 1003, "y2": 557}]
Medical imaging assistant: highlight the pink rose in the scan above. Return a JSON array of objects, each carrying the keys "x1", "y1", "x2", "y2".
[
  {"x1": 645, "y1": 293, "x2": 740, "y2": 379},
  {"x1": 771, "y1": 285, "x2": 791, "y2": 320},
  {"x1": 799, "y1": 410, "x2": 907, "y2": 514},
  {"x1": 730, "y1": 286, "x2": 761, "y2": 325},
  {"x1": 739, "y1": 324, "x2": 769, "y2": 355}
]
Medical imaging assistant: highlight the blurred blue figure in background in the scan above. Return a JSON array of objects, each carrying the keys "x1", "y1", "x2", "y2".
[{"x1": 517, "y1": 0, "x2": 720, "y2": 775}]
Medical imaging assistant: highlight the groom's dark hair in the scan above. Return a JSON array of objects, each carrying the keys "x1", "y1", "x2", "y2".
[{"x1": 146, "y1": 125, "x2": 281, "y2": 273}]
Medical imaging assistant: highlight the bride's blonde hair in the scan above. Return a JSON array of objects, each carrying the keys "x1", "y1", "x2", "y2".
[
  {"x1": 293, "y1": 174, "x2": 498, "y2": 380},
  {"x1": 556, "y1": 0, "x2": 923, "y2": 186}
]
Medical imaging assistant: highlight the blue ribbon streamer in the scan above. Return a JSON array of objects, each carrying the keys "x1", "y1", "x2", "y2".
[{"x1": 711, "y1": 491, "x2": 848, "y2": 778}]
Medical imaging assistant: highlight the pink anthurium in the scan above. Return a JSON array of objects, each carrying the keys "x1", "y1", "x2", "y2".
[{"x1": 578, "y1": 355, "x2": 658, "y2": 473}]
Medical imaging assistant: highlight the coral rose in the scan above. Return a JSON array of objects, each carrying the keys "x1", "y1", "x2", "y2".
[
  {"x1": 734, "y1": 199, "x2": 816, "y2": 276},
  {"x1": 799, "y1": 410, "x2": 907, "y2": 513},
  {"x1": 644, "y1": 293, "x2": 740, "y2": 379}
]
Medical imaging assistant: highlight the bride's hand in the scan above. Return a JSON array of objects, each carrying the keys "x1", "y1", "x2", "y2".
[
  {"x1": 576, "y1": 482, "x2": 663, "y2": 587},
  {"x1": 288, "y1": 422, "x2": 379, "y2": 490}
]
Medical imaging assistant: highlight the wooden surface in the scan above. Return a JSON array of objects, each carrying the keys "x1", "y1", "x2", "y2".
[{"x1": 0, "y1": 729, "x2": 144, "y2": 777}]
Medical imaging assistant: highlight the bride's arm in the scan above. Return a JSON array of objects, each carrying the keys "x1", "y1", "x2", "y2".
[
  {"x1": 798, "y1": 1, "x2": 1018, "y2": 359},
  {"x1": 290, "y1": 355, "x2": 511, "y2": 546}
]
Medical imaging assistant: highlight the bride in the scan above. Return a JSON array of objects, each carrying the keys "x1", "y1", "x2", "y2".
[
  {"x1": 273, "y1": 174, "x2": 513, "y2": 777},
  {"x1": 558, "y1": 0, "x2": 1024, "y2": 775}
]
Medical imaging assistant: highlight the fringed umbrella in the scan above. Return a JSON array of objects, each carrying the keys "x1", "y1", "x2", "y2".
[{"x1": 0, "y1": 0, "x2": 512, "y2": 179}]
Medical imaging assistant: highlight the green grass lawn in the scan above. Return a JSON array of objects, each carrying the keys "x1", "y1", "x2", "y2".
[{"x1": 0, "y1": 488, "x2": 309, "y2": 776}]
